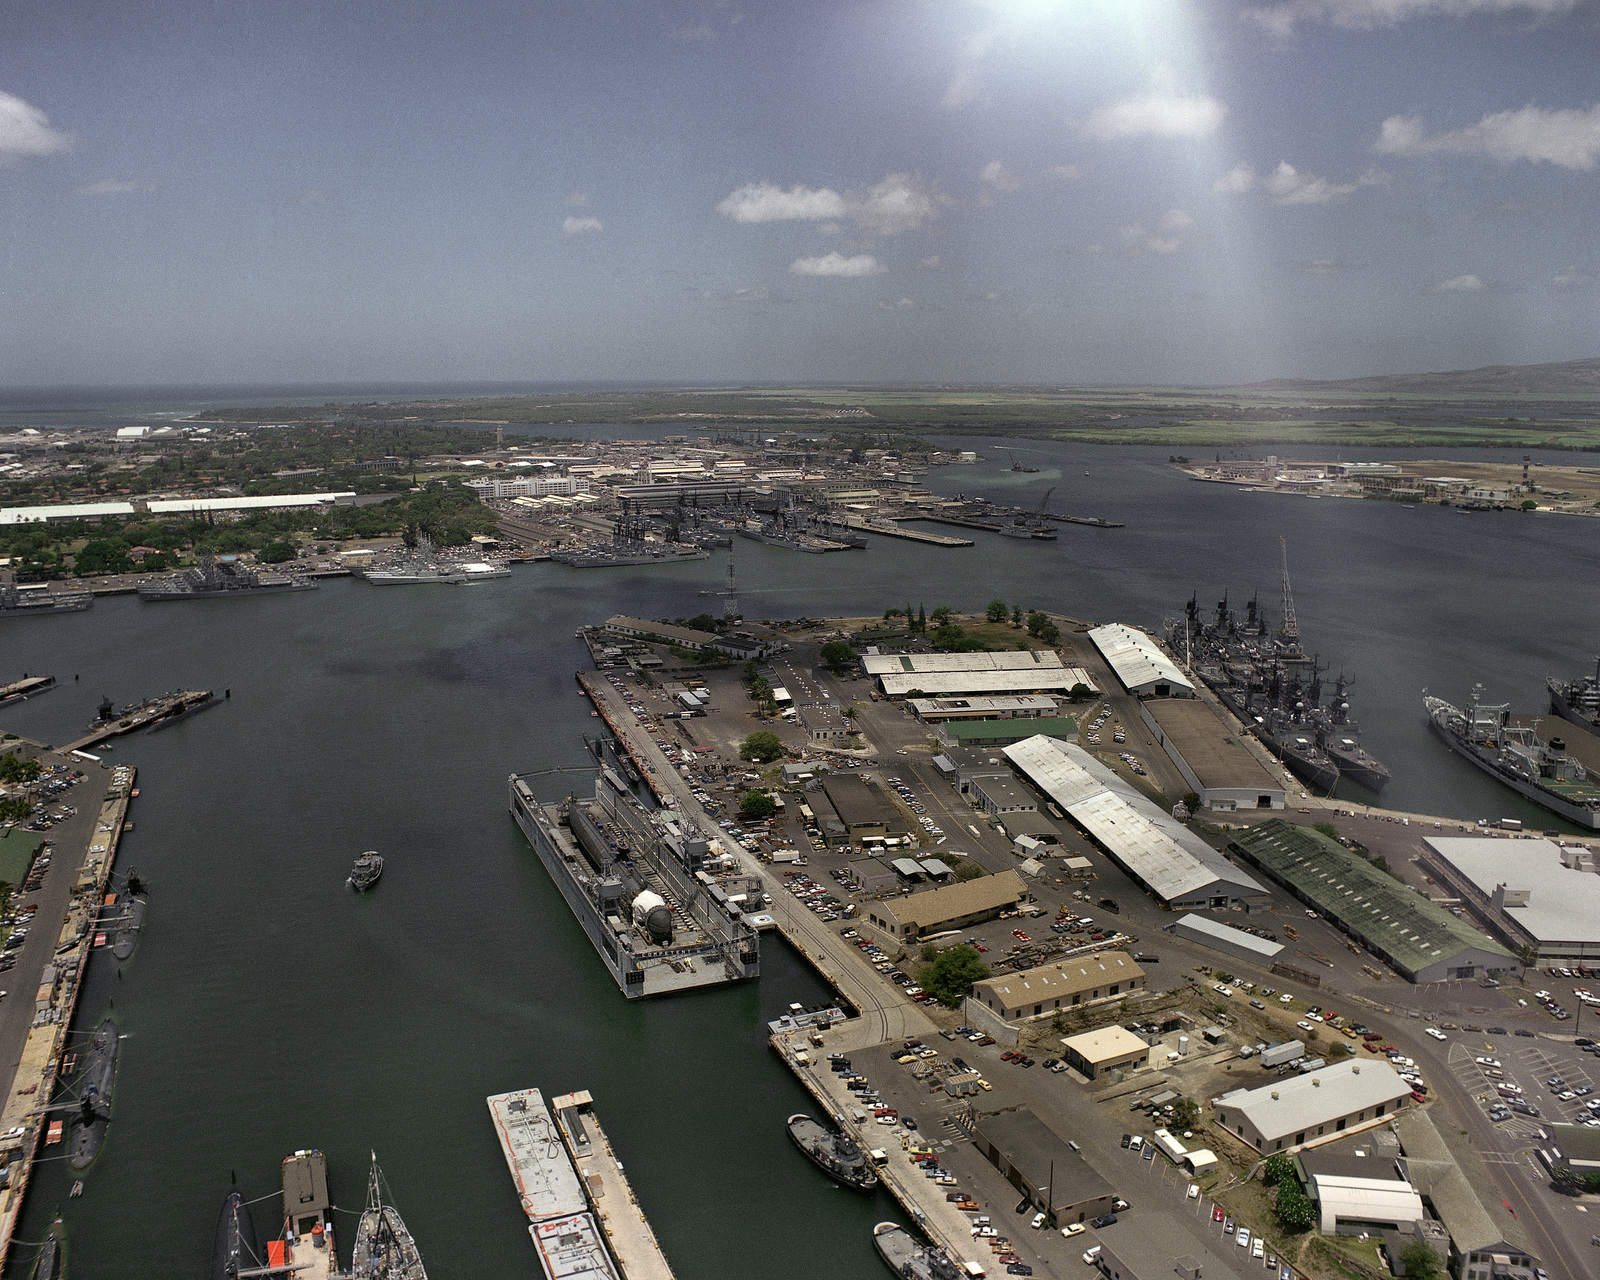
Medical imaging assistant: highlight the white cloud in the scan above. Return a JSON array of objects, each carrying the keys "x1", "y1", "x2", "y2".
[
  {"x1": 1120, "y1": 223, "x2": 1182, "y2": 255},
  {"x1": 1045, "y1": 164, "x2": 1082, "y2": 181},
  {"x1": 1243, "y1": 0, "x2": 1575, "y2": 37},
  {"x1": 942, "y1": 28, "x2": 997, "y2": 110},
  {"x1": 76, "y1": 177, "x2": 158, "y2": 195},
  {"x1": 1296, "y1": 258, "x2": 1350, "y2": 273},
  {"x1": 561, "y1": 215, "x2": 603, "y2": 237},
  {"x1": 1429, "y1": 273, "x2": 1486, "y2": 292},
  {"x1": 877, "y1": 297, "x2": 917, "y2": 311},
  {"x1": 789, "y1": 252, "x2": 887, "y2": 278},
  {"x1": 1261, "y1": 160, "x2": 1390, "y2": 204},
  {"x1": 1213, "y1": 163, "x2": 1257, "y2": 194},
  {"x1": 1552, "y1": 265, "x2": 1595, "y2": 289},
  {"x1": 1082, "y1": 92, "x2": 1224, "y2": 141},
  {"x1": 299, "y1": 189, "x2": 329, "y2": 203},
  {"x1": 0, "y1": 91, "x2": 70, "y2": 164},
  {"x1": 1158, "y1": 207, "x2": 1194, "y2": 231},
  {"x1": 700, "y1": 286, "x2": 778, "y2": 305},
  {"x1": 1215, "y1": 160, "x2": 1389, "y2": 203},
  {"x1": 563, "y1": 191, "x2": 590, "y2": 206},
  {"x1": 718, "y1": 173, "x2": 941, "y2": 236},
  {"x1": 980, "y1": 159, "x2": 1023, "y2": 191},
  {"x1": 1376, "y1": 104, "x2": 1600, "y2": 170},
  {"x1": 918, "y1": 255, "x2": 946, "y2": 271},
  {"x1": 981, "y1": 291, "x2": 1004, "y2": 302}
]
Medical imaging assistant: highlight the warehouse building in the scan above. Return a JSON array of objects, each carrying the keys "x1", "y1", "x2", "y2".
[
  {"x1": 972, "y1": 952, "x2": 1146, "y2": 1022},
  {"x1": 1088, "y1": 624, "x2": 1194, "y2": 698},
  {"x1": 602, "y1": 616, "x2": 768, "y2": 658},
  {"x1": 798, "y1": 703, "x2": 851, "y2": 743},
  {"x1": 1140, "y1": 699, "x2": 1286, "y2": 811},
  {"x1": 1059, "y1": 1025, "x2": 1151, "y2": 1079},
  {"x1": 908, "y1": 695, "x2": 1065, "y2": 723},
  {"x1": 998, "y1": 810, "x2": 1061, "y2": 846},
  {"x1": 1005, "y1": 735, "x2": 1269, "y2": 910},
  {"x1": 819, "y1": 775, "x2": 907, "y2": 844},
  {"x1": 971, "y1": 1109, "x2": 1117, "y2": 1226},
  {"x1": 1212, "y1": 1060, "x2": 1413, "y2": 1154},
  {"x1": 1091, "y1": 1221, "x2": 1251, "y2": 1280},
  {"x1": 863, "y1": 870, "x2": 1030, "y2": 942},
  {"x1": 1419, "y1": 835, "x2": 1600, "y2": 964},
  {"x1": 971, "y1": 775, "x2": 1038, "y2": 817},
  {"x1": 1306, "y1": 1175, "x2": 1425, "y2": 1237},
  {"x1": 1171, "y1": 913, "x2": 1285, "y2": 966},
  {"x1": 862, "y1": 651, "x2": 1067, "y2": 676},
  {"x1": 1232, "y1": 821, "x2": 1517, "y2": 983},
  {"x1": 843, "y1": 857, "x2": 898, "y2": 896},
  {"x1": 877, "y1": 669, "x2": 1095, "y2": 700},
  {"x1": 937, "y1": 716, "x2": 1079, "y2": 748}
]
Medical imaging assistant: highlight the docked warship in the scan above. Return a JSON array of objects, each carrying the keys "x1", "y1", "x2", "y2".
[
  {"x1": 1549, "y1": 655, "x2": 1600, "y2": 736},
  {"x1": 213, "y1": 1190, "x2": 258, "y2": 1280},
  {"x1": 350, "y1": 1153, "x2": 428, "y2": 1280},
  {"x1": 1426, "y1": 686, "x2": 1600, "y2": 829},
  {"x1": 139, "y1": 552, "x2": 317, "y2": 601},
  {"x1": 786, "y1": 1113, "x2": 879, "y2": 1191},
  {"x1": 1166, "y1": 538, "x2": 1390, "y2": 794},
  {"x1": 68, "y1": 1017, "x2": 119, "y2": 1170},
  {"x1": 357, "y1": 533, "x2": 471, "y2": 585},
  {"x1": 0, "y1": 582, "x2": 93, "y2": 617},
  {"x1": 872, "y1": 1222, "x2": 961, "y2": 1280}
]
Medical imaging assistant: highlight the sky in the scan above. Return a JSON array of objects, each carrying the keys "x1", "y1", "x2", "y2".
[{"x1": 1, "y1": 0, "x2": 1598, "y2": 387}]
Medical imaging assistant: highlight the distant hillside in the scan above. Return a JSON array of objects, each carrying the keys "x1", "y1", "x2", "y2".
[{"x1": 1246, "y1": 356, "x2": 1600, "y2": 397}]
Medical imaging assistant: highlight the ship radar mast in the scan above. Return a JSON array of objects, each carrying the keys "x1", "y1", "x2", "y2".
[{"x1": 1277, "y1": 535, "x2": 1299, "y2": 647}]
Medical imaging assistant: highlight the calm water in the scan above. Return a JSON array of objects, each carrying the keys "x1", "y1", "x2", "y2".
[{"x1": 2, "y1": 432, "x2": 1598, "y2": 1277}]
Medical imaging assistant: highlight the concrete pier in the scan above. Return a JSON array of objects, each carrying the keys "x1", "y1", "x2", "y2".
[{"x1": 840, "y1": 517, "x2": 973, "y2": 547}]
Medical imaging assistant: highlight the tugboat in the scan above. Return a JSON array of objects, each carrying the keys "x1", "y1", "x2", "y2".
[
  {"x1": 351, "y1": 1152, "x2": 429, "y2": 1280},
  {"x1": 28, "y1": 1220, "x2": 64, "y2": 1280},
  {"x1": 68, "y1": 1017, "x2": 119, "y2": 1170},
  {"x1": 349, "y1": 851, "x2": 384, "y2": 892},
  {"x1": 872, "y1": 1222, "x2": 962, "y2": 1280},
  {"x1": 786, "y1": 1113, "x2": 879, "y2": 1191},
  {"x1": 213, "y1": 1189, "x2": 259, "y2": 1280}
]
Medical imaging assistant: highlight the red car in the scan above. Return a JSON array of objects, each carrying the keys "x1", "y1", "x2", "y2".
[
  {"x1": 1212, "y1": 1206, "x2": 1225, "y2": 1223},
  {"x1": 1001, "y1": 1050, "x2": 1019, "y2": 1062}
]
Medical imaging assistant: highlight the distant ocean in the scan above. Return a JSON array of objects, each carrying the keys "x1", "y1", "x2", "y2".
[{"x1": 0, "y1": 382, "x2": 697, "y2": 434}]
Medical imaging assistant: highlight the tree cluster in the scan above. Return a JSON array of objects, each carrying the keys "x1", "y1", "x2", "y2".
[{"x1": 918, "y1": 945, "x2": 990, "y2": 1007}]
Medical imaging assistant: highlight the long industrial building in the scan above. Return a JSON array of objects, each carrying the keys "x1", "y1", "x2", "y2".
[
  {"x1": 1232, "y1": 821, "x2": 1517, "y2": 983},
  {"x1": 1088, "y1": 624, "x2": 1194, "y2": 697},
  {"x1": 1140, "y1": 698, "x2": 1286, "y2": 811},
  {"x1": 1419, "y1": 834, "x2": 1600, "y2": 963},
  {"x1": 1212, "y1": 1060, "x2": 1413, "y2": 1154},
  {"x1": 1004, "y1": 734, "x2": 1269, "y2": 909},
  {"x1": 1171, "y1": 912, "x2": 1285, "y2": 966}
]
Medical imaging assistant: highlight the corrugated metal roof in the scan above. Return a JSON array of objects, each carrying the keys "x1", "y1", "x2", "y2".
[
  {"x1": 1088, "y1": 623, "x2": 1195, "y2": 694},
  {"x1": 1216, "y1": 1061, "x2": 1413, "y2": 1144},
  {"x1": 1173, "y1": 912, "x2": 1284, "y2": 959},
  {"x1": 1004, "y1": 735, "x2": 1266, "y2": 903},
  {"x1": 878, "y1": 669, "x2": 1091, "y2": 697},
  {"x1": 863, "y1": 651, "x2": 1065, "y2": 675},
  {"x1": 1234, "y1": 821, "x2": 1513, "y2": 975}
]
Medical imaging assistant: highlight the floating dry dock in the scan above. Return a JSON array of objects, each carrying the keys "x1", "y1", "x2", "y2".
[
  {"x1": 488, "y1": 1088, "x2": 676, "y2": 1280},
  {"x1": 508, "y1": 773, "x2": 758, "y2": 997}
]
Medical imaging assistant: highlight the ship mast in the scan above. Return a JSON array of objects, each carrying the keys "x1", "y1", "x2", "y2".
[{"x1": 1277, "y1": 535, "x2": 1299, "y2": 648}]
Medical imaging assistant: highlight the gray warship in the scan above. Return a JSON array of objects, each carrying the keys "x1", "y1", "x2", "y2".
[
  {"x1": 1549, "y1": 655, "x2": 1600, "y2": 735},
  {"x1": 872, "y1": 1222, "x2": 961, "y2": 1280},
  {"x1": 351, "y1": 1153, "x2": 428, "y2": 1280},
  {"x1": 0, "y1": 582, "x2": 93, "y2": 617},
  {"x1": 139, "y1": 553, "x2": 316, "y2": 601},
  {"x1": 349, "y1": 851, "x2": 384, "y2": 892},
  {"x1": 68, "y1": 1017, "x2": 119, "y2": 1169},
  {"x1": 1166, "y1": 537, "x2": 1389, "y2": 794},
  {"x1": 1426, "y1": 686, "x2": 1600, "y2": 829},
  {"x1": 786, "y1": 1113, "x2": 879, "y2": 1191}
]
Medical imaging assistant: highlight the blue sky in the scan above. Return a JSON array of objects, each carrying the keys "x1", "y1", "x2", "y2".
[{"x1": 1, "y1": 0, "x2": 1597, "y2": 386}]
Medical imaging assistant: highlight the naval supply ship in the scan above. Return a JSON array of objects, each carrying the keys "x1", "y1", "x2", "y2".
[
  {"x1": 67, "y1": 1017, "x2": 118, "y2": 1169},
  {"x1": 550, "y1": 541, "x2": 711, "y2": 568},
  {"x1": 787, "y1": 1114, "x2": 879, "y2": 1191},
  {"x1": 508, "y1": 770, "x2": 759, "y2": 998},
  {"x1": 351, "y1": 1153, "x2": 428, "y2": 1280},
  {"x1": 212, "y1": 1190, "x2": 258, "y2": 1280},
  {"x1": 872, "y1": 1222, "x2": 962, "y2": 1280},
  {"x1": 0, "y1": 582, "x2": 94, "y2": 617},
  {"x1": 1426, "y1": 687, "x2": 1600, "y2": 829},
  {"x1": 138, "y1": 553, "x2": 317, "y2": 601},
  {"x1": 1549, "y1": 655, "x2": 1600, "y2": 736}
]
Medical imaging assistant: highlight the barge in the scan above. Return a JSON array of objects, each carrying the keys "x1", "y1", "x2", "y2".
[{"x1": 508, "y1": 772, "x2": 759, "y2": 997}]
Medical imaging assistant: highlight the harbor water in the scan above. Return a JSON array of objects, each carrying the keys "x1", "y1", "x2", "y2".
[{"x1": 2, "y1": 433, "x2": 1598, "y2": 1276}]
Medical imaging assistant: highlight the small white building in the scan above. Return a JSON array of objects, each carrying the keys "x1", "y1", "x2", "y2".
[{"x1": 1308, "y1": 1174, "x2": 1425, "y2": 1236}]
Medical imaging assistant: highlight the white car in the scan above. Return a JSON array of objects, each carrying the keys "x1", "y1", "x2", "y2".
[
  {"x1": 1278, "y1": 994, "x2": 1294, "y2": 1004},
  {"x1": 1031, "y1": 1212, "x2": 1048, "y2": 1230},
  {"x1": 1426, "y1": 1028, "x2": 1448, "y2": 1041},
  {"x1": 1062, "y1": 1222, "x2": 1086, "y2": 1237},
  {"x1": 1475, "y1": 1057, "x2": 1501, "y2": 1068},
  {"x1": 1297, "y1": 1020, "x2": 1314, "y2": 1032},
  {"x1": 1186, "y1": 1184, "x2": 1201, "y2": 1200},
  {"x1": 1236, "y1": 1228, "x2": 1251, "y2": 1248},
  {"x1": 1083, "y1": 1247, "x2": 1103, "y2": 1265}
]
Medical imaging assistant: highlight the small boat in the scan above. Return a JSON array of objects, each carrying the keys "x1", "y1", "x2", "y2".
[
  {"x1": 349, "y1": 851, "x2": 384, "y2": 892},
  {"x1": 29, "y1": 1220, "x2": 63, "y2": 1280},
  {"x1": 787, "y1": 1113, "x2": 879, "y2": 1191},
  {"x1": 213, "y1": 1189, "x2": 258, "y2": 1280},
  {"x1": 70, "y1": 1181, "x2": 83, "y2": 1197}
]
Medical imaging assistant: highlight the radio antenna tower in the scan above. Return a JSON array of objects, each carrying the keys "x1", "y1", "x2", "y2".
[
  {"x1": 723, "y1": 544, "x2": 738, "y2": 620},
  {"x1": 1278, "y1": 535, "x2": 1299, "y2": 647}
]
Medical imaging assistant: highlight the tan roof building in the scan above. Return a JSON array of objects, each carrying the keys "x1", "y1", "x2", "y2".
[
  {"x1": 1060, "y1": 1025, "x2": 1151, "y2": 1079},
  {"x1": 865, "y1": 870, "x2": 1029, "y2": 940},
  {"x1": 972, "y1": 952, "x2": 1146, "y2": 1022}
]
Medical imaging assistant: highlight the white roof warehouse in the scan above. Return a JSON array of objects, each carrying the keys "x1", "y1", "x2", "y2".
[
  {"x1": 1004, "y1": 735, "x2": 1268, "y2": 909},
  {"x1": 1213, "y1": 1060, "x2": 1413, "y2": 1154}
]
